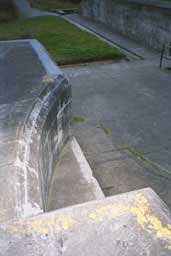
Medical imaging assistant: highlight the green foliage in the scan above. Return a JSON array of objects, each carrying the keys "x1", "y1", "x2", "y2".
[
  {"x1": 73, "y1": 116, "x2": 85, "y2": 123},
  {"x1": 0, "y1": 0, "x2": 18, "y2": 22}
]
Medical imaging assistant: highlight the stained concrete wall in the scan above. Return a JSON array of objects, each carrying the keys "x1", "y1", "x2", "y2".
[
  {"x1": 23, "y1": 74, "x2": 71, "y2": 213},
  {"x1": 0, "y1": 39, "x2": 71, "y2": 222},
  {"x1": 82, "y1": 0, "x2": 171, "y2": 50},
  {"x1": 39, "y1": 76, "x2": 71, "y2": 210}
]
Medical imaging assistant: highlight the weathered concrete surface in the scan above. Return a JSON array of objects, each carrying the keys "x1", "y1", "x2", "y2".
[
  {"x1": 38, "y1": 73, "x2": 71, "y2": 210},
  {"x1": 1, "y1": 188, "x2": 171, "y2": 255},
  {"x1": 63, "y1": 59, "x2": 171, "y2": 209},
  {"x1": 48, "y1": 138, "x2": 104, "y2": 211},
  {"x1": 82, "y1": 0, "x2": 171, "y2": 51},
  {"x1": 0, "y1": 39, "x2": 71, "y2": 223}
]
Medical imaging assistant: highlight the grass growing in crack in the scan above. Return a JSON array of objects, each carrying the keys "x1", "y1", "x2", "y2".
[
  {"x1": 72, "y1": 116, "x2": 85, "y2": 123},
  {"x1": 127, "y1": 147, "x2": 171, "y2": 179},
  {"x1": 97, "y1": 124, "x2": 110, "y2": 136},
  {"x1": 102, "y1": 127, "x2": 110, "y2": 136}
]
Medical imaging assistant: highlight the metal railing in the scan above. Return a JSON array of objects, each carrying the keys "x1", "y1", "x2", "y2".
[{"x1": 160, "y1": 41, "x2": 171, "y2": 68}]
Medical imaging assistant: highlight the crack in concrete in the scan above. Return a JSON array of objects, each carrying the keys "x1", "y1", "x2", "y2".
[{"x1": 125, "y1": 147, "x2": 171, "y2": 180}]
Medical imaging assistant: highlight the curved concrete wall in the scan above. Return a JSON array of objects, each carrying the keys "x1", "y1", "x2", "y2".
[
  {"x1": 39, "y1": 77, "x2": 71, "y2": 211},
  {"x1": 19, "y1": 74, "x2": 71, "y2": 213},
  {"x1": 0, "y1": 39, "x2": 71, "y2": 222},
  {"x1": 82, "y1": 0, "x2": 171, "y2": 50}
]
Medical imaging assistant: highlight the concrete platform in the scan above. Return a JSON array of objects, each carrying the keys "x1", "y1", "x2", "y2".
[
  {"x1": 48, "y1": 138, "x2": 104, "y2": 211},
  {"x1": 1, "y1": 188, "x2": 171, "y2": 256}
]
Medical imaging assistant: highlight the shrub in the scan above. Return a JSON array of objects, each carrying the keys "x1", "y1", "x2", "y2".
[{"x1": 0, "y1": 0, "x2": 18, "y2": 22}]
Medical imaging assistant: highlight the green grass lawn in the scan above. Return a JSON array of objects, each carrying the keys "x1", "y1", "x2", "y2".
[
  {"x1": 28, "y1": 0, "x2": 81, "y2": 11},
  {"x1": 0, "y1": 16, "x2": 125, "y2": 65}
]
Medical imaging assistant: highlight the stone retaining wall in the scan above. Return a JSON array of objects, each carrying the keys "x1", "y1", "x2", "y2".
[
  {"x1": 22, "y1": 74, "x2": 71, "y2": 213},
  {"x1": 82, "y1": 0, "x2": 171, "y2": 50}
]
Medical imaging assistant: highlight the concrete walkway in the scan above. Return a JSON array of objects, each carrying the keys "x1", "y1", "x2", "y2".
[
  {"x1": 63, "y1": 59, "x2": 171, "y2": 209},
  {"x1": 56, "y1": 12, "x2": 171, "y2": 210},
  {"x1": 14, "y1": 0, "x2": 58, "y2": 17}
]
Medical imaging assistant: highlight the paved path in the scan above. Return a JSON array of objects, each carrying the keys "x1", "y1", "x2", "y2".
[
  {"x1": 14, "y1": 0, "x2": 57, "y2": 17},
  {"x1": 63, "y1": 59, "x2": 171, "y2": 208}
]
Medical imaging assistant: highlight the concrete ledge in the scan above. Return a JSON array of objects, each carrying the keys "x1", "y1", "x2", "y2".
[
  {"x1": 0, "y1": 39, "x2": 71, "y2": 222},
  {"x1": 1, "y1": 188, "x2": 171, "y2": 255},
  {"x1": 70, "y1": 138, "x2": 104, "y2": 200}
]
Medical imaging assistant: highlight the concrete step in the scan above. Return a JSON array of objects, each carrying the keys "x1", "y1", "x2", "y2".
[
  {"x1": 1, "y1": 188, "x2": 171, "y2": 255},
  {"x1": 47, "y1": 138, "x2": 104, "y2": 211}
]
